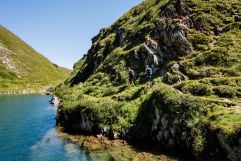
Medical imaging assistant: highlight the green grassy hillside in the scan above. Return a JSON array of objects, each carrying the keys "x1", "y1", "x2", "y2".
[
  {"x1": 0, "y1": 25, "x2": 70, "y2": 93},
  {"x1": 55, "y1": 0, "x2": 241, "y2": 160}
]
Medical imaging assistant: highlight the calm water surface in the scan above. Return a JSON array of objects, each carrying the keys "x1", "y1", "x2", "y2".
[
  {"x1": 0, "y1": 95, "x2": 93, "y2": 161},
  {"x1": 0, "y1": 95, "x2": 189, "y2": 161}
]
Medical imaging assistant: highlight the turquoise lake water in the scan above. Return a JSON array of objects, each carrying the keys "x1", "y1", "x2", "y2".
[
  {"x1": 0, "y1": 95, "x2": 94, "y2": 161},
  {"x1": 0, "y1": 95, "x2": 191, "y2": 161}
]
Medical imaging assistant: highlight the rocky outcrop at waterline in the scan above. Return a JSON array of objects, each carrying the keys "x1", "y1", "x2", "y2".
[
  {"x1": 56, "y1": 127, "x2": 191, "y2": 161},
  {"x1": 49, "y1": 96, "x2": 60, "y2": 107},
  {"x1": 55, "y1": 0, "x2": 241, "y2": 161},
  {"x1": 56, "y1": 84, "x2": 241, "y2": 161}
]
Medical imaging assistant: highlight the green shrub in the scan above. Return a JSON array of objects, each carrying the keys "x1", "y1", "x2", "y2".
[
  {"x1": 188, "y1": 32, "x2": 212, "y2": 49},
  {"x1": 204, "y1": 48, "x2": 229, "y2": 66},
  {"x1": 103, "y1": 87, "x2": 117, "y2": 96},
  {"x1": 83, "y1": 86, "x2": 96, "y2": 94},
  {"x1": 178, "y1": 82, "x2": 213, "y2": 96},
  {"x1": 213, "y1": 86, "x2": 237, "y2": 98},
  {"x1": 192, "y1": 135, "x2": 206, "y2": 154}
]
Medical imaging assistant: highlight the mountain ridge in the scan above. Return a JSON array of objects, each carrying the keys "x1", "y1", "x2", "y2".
[{"x1": 0, "y1": 25, "x2": 70, "y2": 93}]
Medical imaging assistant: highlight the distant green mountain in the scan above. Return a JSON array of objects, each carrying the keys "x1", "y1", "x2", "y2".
[
  {"x1": 55, "y1": 0, "x2": 241, "y2": 160},
  {"x1": 0, "y1": 25, "x2": 70, "y2": 93}
]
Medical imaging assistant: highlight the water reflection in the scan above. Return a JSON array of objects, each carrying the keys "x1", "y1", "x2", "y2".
[{"x1": 29, "y1": 128, "x2": 86, "y2": 161}]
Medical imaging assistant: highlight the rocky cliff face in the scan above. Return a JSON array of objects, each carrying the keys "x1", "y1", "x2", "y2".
[{"x1": 55, "y1": 0, "x2": 241, "y2": 160}]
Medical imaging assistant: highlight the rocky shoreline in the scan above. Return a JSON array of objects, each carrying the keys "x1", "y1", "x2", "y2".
[
  {"x1": 0, "y1": 87, "x2": 55, "y2": 95},
  {"x1": 55, "y1": 127, "x2": 191, "y2": 161},
  {"x1": 55, "y1": 87, "x2": 241, "y2": 161},
  {"x1": 0, "y1": 89, "x2": 48, "y2": 95},
  {"x1": 50, "y1": 96, "x2": 60, "y2": 107}
]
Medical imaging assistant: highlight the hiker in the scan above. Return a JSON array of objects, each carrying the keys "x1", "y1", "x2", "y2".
[
  {"x1": 145, "y1": 37, "x2": 157, "y2": 51},
  {"x1": 178, "y1": 17, "x2": 189, "y2": 37},
  {"x1": 214, "y1": 25, "x2": 221, "y2": 36},
  {"x1": 145, "y1": 65, "x2": 153, "y2": 85},
  {"x1": 234, "y1": 14, "x2": 241, "y2": 22},
  {"x1": 128, "y1": 67, "x2": 135, "y2": 85}
]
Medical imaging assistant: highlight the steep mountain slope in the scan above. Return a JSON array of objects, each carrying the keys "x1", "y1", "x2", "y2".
[
  {"x1": 55, "y1": 0, "x2": 241, "y2": 160},
  {"x1": 0, "y1": 25, "x2": 70, "y2": 93}
]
